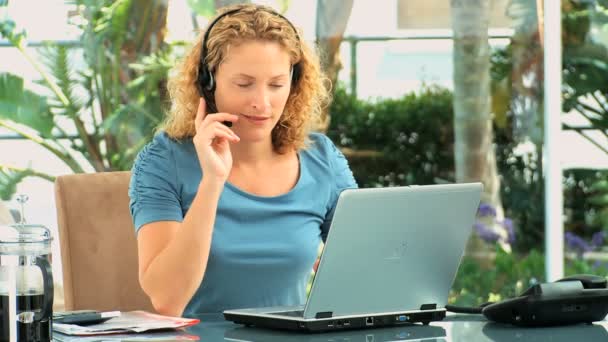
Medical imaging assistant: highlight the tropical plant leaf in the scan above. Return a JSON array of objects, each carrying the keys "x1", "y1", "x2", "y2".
[
  {"x1": 101, "y1": 103, "x2": 158, "y2": 142},
  {"x1": 38, "y1": 44, "x2": 83, "y2": 117},
  {"x1": 77, "y1": 0, "x2": 129, "y2": 81},
  {"x1": 0, "y1": 165, "x2": 56, "y2": 200},
  {"x1": 98, "y1": 0, "x2": 131, "y2": 44},
  {"x1": 0, "y1": 167, "x2": 31, "y2": 201},
  {"x1": 3, "y1": 0, "x2": 172, "y2": 180},
  {"x1": 0, "y1": 73, "x2": 55, "y2": 137},
  {"x1": 564, "y1": 56, "x2": 608, "y2": 96},
  {"x1": 0, "y1": 18, "x2": 26, "y2": 47}
]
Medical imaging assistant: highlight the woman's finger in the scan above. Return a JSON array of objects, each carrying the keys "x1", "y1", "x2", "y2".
[
  {"x1": 213, "y1": 122, "x2": 240, "y2": 141},
  {"x1": 202, "y1": 112, "x2": 239, "y2": 127},
  {"x1": 195, "y1": 98, "x2": 206, "y2": 132},
  {"x1": 211, "y1": 127, "x2": 239, "y2": 143}
]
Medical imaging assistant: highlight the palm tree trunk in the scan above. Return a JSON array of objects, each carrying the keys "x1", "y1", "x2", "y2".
[{"x1": 451, "y1": 0, "x2": 505, "y2": 241}]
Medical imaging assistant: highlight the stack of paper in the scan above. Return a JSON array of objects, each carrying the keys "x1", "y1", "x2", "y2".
[
  {"x1": 52, "y1": 311, "x2": 200, "y2": 336},
  {"x1": 53, "y1": 330, "x2": 200, "y2": 341}
]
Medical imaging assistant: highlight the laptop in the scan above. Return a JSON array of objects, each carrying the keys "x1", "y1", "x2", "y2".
[{"x1": 224, "y1": 183, "x2": 483, "y2": 332}]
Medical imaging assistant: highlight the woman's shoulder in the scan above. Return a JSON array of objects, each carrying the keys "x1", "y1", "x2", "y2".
[
  {"x1": 302, "y1": 132, "x2": 357, "y2": 189},
  {"x1": 131, "y1": 133, "x2": 194, "y2": 182},
  {"x1": 306, "y1": 132, "x2": 335, "y2": 153},
  {"x1": 150, "y1": 130, "x2": 190, "y2": 149},
  {"x1": 136, "y1": 131, "x2": 193, "y2": 163},
  {"x1": 302, "y1": 132, "x2": 342, "y2": 167},
  {"x1": 133, "y1": 132, "x2": 169, "y2": 166}
]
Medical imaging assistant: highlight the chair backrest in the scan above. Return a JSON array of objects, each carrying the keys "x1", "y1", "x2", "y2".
[{"x1": 55, "y1": 171, "x2": 154, "y2": 312}]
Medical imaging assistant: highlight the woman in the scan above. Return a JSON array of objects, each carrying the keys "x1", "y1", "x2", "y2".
[{"x1": 129, "y1": 3, "x2": 357, "y2": 317}]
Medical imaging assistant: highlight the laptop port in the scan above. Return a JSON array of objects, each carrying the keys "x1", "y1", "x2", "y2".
[
  {"x1": 366, "y1": 317, "x2": 374, "y2": 326},
  {"x1": 396, "y1": 315, "x2": 408, "y2": 322},
  {"x1": 343, "y1": 320, "x2": 351, "y2": 326},
  {"x1": 336, "y1": 320, "x2": 343, "y2": 327}
]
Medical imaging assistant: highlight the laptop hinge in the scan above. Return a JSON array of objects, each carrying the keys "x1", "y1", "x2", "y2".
[
  {"x1": 315, "y1": 311, "x2": 333, "y2": 319},
  {"x1": 420, "y1": 303, "x2": 437, "y2": 310}
]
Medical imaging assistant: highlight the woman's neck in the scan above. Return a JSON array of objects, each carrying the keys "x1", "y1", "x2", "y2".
[{"x1": 230, "y1": 138, "x2": 277, "y2": 167}]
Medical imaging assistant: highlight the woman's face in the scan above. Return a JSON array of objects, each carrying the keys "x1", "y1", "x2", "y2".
[{"x1": 213, "y1": 40, "x2": 292, "y2": 144}]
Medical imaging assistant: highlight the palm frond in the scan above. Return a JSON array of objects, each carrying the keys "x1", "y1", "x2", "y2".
[
  {"x1": 0, "y1": 167, "x2": 27, "y2": 201},
  {"x1": 0, "y1": 18, "x2": 26, "y2": 48},
  {"x1": 0, "y1": 73, "x2": 55, "y2": 138},
  {"x1": 128, "y1": 46, "x2": 174, "y2": 102},
  {"x1": 77, "y1": 0, "x2": 129, "y2": 71},
  {"x1": 37, "y1": 44, "x2": 83, "y2": 118},
  {"x1": 0, "y1": 165, "x2": 55, "y2": 201}
]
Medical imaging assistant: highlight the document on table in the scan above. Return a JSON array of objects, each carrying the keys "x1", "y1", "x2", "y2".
[
  {"x1": 52, "y1": 310, "x2": 200, "y2": 336},
  {"x1": 52, "y1": 330, "x2": 200, "y2": 341}
]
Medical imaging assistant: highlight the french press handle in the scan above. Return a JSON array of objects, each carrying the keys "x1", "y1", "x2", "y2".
[{"x1": 33, "y1": 256, "x2": 53, "y2": 322}]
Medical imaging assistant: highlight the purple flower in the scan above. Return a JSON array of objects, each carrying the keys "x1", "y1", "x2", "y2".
[
  {"x1": 474, "y1": 222, "x2": 501, "y2": 243},
  {"x1": 477, "y1": 203, "x2": 497, "y2": 217},
  {"x1": 565, "y1": 232, "x2": 592, "y2": 255},
  {"x1": 591, "y1": 231, "x2": 605, "y2": 249},
  {"x1": 502, "y1": 218, "x2": 516, "y2": 244}
]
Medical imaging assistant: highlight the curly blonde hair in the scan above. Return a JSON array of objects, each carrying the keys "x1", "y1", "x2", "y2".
[{"x1": 161, "y1": 3, "x2": 329, "y2": 153}]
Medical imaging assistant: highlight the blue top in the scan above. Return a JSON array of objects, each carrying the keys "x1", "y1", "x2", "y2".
[{"x1": 128, "y1": 132, "x2": 357, "y2": 315}]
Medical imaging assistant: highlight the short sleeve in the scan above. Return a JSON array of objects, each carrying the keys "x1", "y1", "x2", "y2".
[
  {"x1": 129, "y1": 133, "x2": 183, "y2": 233},
  {"x1": 320, "y1": 135, "x2": 358, "y2": 242}
]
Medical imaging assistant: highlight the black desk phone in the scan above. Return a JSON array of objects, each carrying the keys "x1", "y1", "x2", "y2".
[{"x1": 447, "y1": 274, "x2": 608, "y2": 326}]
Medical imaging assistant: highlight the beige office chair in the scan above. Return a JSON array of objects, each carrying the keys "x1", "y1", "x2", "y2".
[{"x1": 55, "y1": 171, "x2": 154, "y2": 312}]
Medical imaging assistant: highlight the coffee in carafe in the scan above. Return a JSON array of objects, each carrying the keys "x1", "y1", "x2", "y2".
[
  {"x1": 0, "y1": 292, "x2": 50, "y2": 341},
  {"x1": 0, "y1": 195, "x2": 54, "y2": 342}
]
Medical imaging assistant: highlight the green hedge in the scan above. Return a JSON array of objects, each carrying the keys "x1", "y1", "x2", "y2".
[{"x1": 327, "y1": 85, "x2": 455, "y2": 187}]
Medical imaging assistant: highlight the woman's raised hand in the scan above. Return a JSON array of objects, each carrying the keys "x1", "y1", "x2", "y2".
[{"x1": 193, "y1": 98, "x2": 240, "y2": 183}]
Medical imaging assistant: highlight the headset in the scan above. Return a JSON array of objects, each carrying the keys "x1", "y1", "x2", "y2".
[{"x1": 196, "y1": 7, "x2": 302, "y2": 114}]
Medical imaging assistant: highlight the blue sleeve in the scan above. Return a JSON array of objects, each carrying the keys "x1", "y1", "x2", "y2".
[
  {"x1": 320, "y1": 135, "x2": 358, "y2": 243},
  {"x1": 129, "y1": 133, "x2": 183, "y2": 233}
]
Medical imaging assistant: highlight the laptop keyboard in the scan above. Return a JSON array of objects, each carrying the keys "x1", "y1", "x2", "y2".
[{"x1": 269, "y1": 310, "x2": 304, "y2": 317}]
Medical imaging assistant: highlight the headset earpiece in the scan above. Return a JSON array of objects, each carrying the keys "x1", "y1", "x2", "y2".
[
  {"x1": 205, "y1": 72, "x2": 215, "y2": 91},
  {"x1": 291, "y1": 63, "x2": 301, "y2": 87},
  {"x1": 196, "y1": 64, "x2": 208, "y2": 96}
]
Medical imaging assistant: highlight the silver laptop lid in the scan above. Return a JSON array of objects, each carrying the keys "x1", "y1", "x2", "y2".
[{"x1": 304, "y1": 183, "x2": 482, "y2": 319}]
